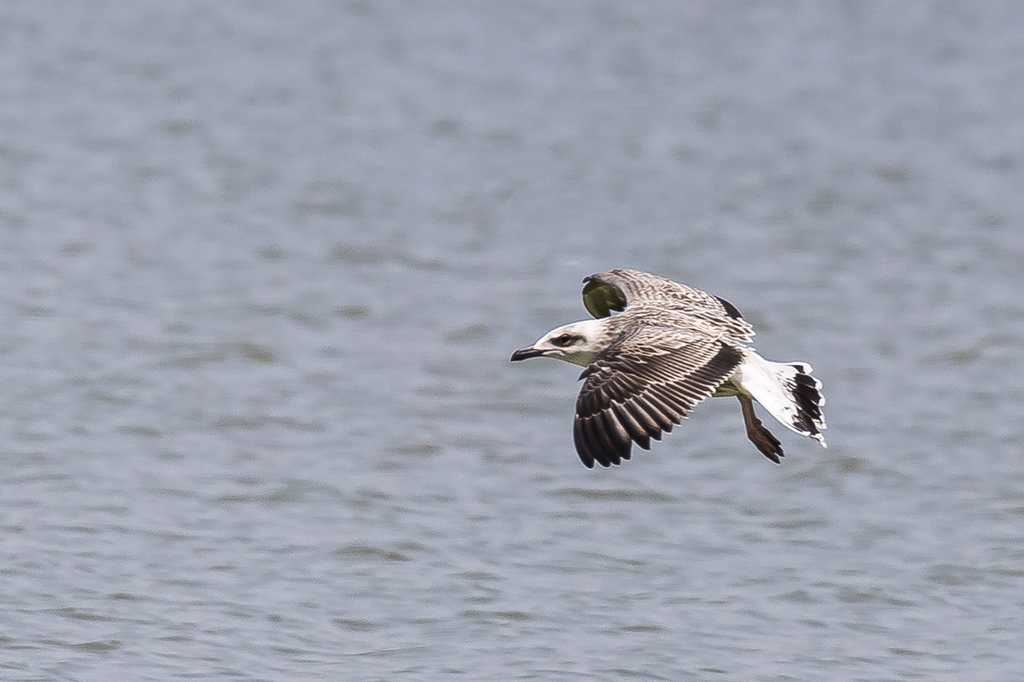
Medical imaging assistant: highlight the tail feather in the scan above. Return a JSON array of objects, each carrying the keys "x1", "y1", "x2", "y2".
[
  {"x1": 782, "y1": 363, "x2": 827, "y2": 446},
  {"x1": 734, "y1": 353, "x2": 827, "y2": 447}
]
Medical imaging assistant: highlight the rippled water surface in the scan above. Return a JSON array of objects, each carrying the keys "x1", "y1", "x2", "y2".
[{"x1": 3, "y1": 2, "x2": 1024, "y2": 680}]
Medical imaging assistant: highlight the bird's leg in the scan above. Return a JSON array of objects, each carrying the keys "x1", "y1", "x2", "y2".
[{"x1": 737, "y1": 393, "x2": 783, "y2": 463}]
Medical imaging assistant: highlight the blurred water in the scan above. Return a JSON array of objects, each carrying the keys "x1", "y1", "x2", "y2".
[{"x1": 2, "y1": 2, "x2": 1024, "y2": 680}]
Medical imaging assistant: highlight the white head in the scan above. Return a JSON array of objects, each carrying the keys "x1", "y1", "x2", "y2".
[{"x1": 509, "y1": 319, "x2": 612, "y2": 367}]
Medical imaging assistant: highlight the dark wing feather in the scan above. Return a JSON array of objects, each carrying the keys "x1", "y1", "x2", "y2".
[
  {"x1": 573, "y1": 328, "x2": 744, "y2": 468},
  {"x1": 582, "y1": 269, "x2": 755, "y2": 341}
]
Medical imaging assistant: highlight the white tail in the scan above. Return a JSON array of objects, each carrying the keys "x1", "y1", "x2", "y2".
[{"x1": 732, "y1": 352, "x2": 827, "y2": 447}]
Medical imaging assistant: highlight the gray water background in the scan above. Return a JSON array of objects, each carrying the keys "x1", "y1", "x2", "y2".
[{"x1": 2, "y1": 2, "x2": 1024, "y2": 680}]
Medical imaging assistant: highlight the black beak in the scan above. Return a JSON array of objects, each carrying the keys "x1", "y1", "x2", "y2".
[{"x1": 510, "y1": 347, "x2": 545, "y2": 362}]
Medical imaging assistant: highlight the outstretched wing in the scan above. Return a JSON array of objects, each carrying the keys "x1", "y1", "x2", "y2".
[
  {"x1": 582, "y1": 269, "x2": 755, "y2": 341},
  {"x1": 573, "y1": 326, "x2": 744, "y2": 468}
]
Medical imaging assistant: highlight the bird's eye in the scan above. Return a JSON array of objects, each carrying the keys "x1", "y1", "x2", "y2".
[{"x1": 551, "y1": 334, "x2": 578, "y2": 347}]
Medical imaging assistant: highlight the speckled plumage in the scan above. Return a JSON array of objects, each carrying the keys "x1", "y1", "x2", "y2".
[{"x1": 582, "y1": 269, "x2": 756, "y2": 342}]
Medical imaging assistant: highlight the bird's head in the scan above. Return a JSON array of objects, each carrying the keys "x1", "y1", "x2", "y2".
[{"x1": 510, "y1": 319, "x2": 610, "y2": 367}]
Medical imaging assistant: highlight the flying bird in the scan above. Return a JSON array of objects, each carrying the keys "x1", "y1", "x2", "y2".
[{"x1": 510, "y1": 269, "x2": 826, "y2": 468}]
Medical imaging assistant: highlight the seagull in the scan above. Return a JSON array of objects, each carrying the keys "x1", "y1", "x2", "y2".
[{"x1": 510, "y1": 269, "x2": 827, "y2": 468}]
